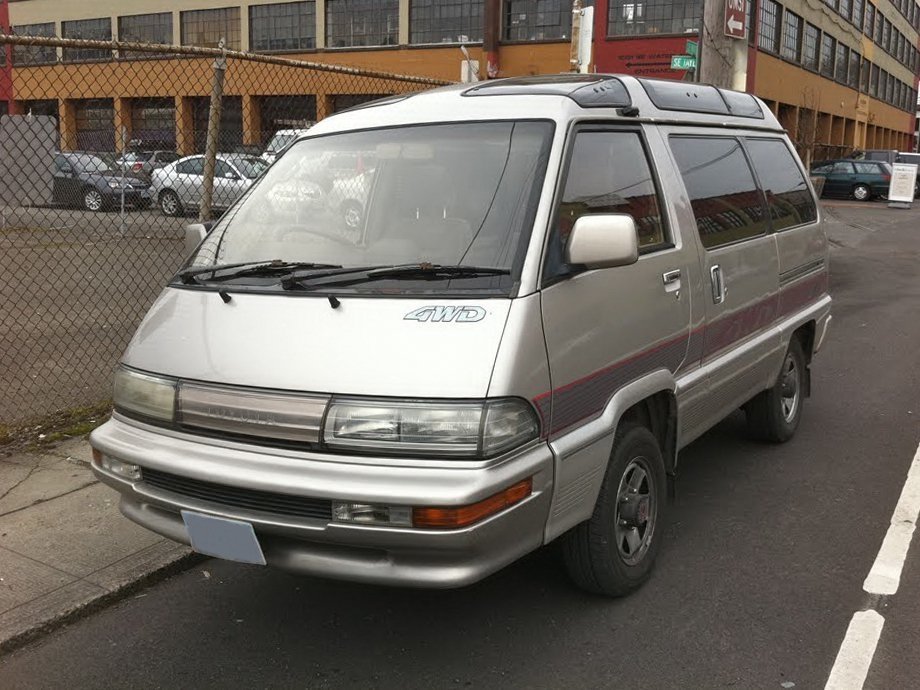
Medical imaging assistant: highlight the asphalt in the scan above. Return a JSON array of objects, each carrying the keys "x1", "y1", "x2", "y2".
[{"x1": 0, "y1": 201, "x2": 918, "y2": 689}]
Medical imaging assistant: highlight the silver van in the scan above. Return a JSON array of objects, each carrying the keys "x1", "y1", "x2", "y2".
[{"x1": 90, "y1": 75, "x2": 831, "y2": 596}]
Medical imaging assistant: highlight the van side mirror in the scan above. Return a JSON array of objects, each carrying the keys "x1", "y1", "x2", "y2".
[
  {"x1": 184, "y1": 223, "x2": 209, "y2": 257},
  {"x1": 565, "y1": 214, "x2": 639, "y2": 269}
]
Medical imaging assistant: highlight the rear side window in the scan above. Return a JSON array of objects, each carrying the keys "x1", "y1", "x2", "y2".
[
  {"x1": 854, "y1": 162, "x2": 881, "y2": 174},
  {"x1": 744, "y1": 138, "x2": 817, "y2": 231},
  {"x1": 176, "y1": 158, "x2": 204, "y2": 175},
  {"x1": 669, "y1": 136, "x2": 767, "y2": 249},
  {"x1": 557, "y1": 131, "x2": 666, "y2": 248}
]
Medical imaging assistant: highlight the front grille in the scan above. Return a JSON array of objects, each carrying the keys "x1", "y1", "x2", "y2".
[{"x1": 142, "y1": 468, "x2": 333, "y2": 521}]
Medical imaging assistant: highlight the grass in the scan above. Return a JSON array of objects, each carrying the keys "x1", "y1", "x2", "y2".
[{"x1": 1, "y1": 400, "x2": 112, "y2": 453}]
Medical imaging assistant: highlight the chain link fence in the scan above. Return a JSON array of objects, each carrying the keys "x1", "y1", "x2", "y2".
[{"x1": 0, "y1": 34, "x2": 449, "y2": 429}]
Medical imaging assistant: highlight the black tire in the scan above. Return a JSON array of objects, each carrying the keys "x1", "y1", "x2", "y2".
[
  {"x1": 852, "y1": 183, "x2": 871, "y2": 201},
  {"x1": 745, "y1": 338, "x2": 807, "y2": 443},
  {"x1": 562, "y1": 422, "x2": 667, "y2": 597},
  {"x1": 83, "y1": 187, "x2": 105, "y2": 212},
  {"x1": 159, "y1": 190, "x2": 183, "y2": 217}
]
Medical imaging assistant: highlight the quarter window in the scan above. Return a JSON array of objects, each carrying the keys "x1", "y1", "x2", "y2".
[
  {"x1": 853, "y1": 162, "x2": 880, "y2": 173},
  {"x1": 744, "y1": 139, "x2": 817, "y2": 231},
  {"x1": 670, "y1": 137, "x2": 768, "y2": 249},
  {"x1": 550, "y1": 130, "x2": 666, "y2": 272}
]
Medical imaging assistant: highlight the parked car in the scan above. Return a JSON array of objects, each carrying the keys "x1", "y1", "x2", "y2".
[
  {"x1": 262, "y1": 128, "x2": 313, "y2": 164},
  {"x1": 116, "y1": 150, "x2": 181, "y2": 183},
  {"x1": 810, "y1": 159, "x2": 891, "y2": 200},
  {"x1": 151, "y1": 153, "x2": 270, "y2": 216},
  {"x1": 52, "y1": 152, "x2": 151, "y2": 212},
  {"x1": 91, "y1": 75, "x2": 830, "y2": 597}
]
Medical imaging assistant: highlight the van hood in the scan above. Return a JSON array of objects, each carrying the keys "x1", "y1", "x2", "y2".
[{"x1": 122, "y1": 287, "x2": 512, "y2": 398}]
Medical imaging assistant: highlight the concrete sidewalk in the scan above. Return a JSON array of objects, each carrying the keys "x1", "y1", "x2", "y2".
[{"x1": 0, "y1": 436, "x2": 192, "y2": 651}]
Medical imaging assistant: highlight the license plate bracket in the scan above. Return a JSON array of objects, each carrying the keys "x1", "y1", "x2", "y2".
[{"x1": 181, "y1": 510, "x2": 266, "y2": 565}]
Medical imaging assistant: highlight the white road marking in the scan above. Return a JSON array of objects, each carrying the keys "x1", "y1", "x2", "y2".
[
  {"x1": 824, "y1": 610, "x2": 885, "y2": 690},
  {"x1": 863, "y1": 442, "x2": 920, "y2": 595}
]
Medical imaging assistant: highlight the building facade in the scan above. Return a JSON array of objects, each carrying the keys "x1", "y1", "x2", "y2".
[{"x1": 3, "y1": 0, "x2": 918, "y2": 155}]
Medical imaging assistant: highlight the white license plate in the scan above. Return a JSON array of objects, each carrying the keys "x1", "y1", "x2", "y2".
[{"x1": 181, "y1": 510, "x2": 266, "y2": 565}]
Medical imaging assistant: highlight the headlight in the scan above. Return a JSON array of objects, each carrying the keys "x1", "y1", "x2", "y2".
[
  {"x1": 323, "y1": 398, "x2": 539, "y2": 458},
  {"x1": 113, "y1": 366, "x2": 177, "y2": 422},
  {"x1": 108, "y1": 180, "x2": 123, "y2": 189}
]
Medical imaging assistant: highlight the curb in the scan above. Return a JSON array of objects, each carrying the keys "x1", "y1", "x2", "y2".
[{"x1": 0, "y1": 548, "x2": 203, "y2": 655}]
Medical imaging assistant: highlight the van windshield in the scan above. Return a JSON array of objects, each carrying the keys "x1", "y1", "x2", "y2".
[{"x1": 187, "y1": 121, "x2": 553, "y2": 293}]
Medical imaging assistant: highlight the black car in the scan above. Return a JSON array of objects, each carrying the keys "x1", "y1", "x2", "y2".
[{"x1": 52, "y1": 152, "x2": 151, "y2": 212}]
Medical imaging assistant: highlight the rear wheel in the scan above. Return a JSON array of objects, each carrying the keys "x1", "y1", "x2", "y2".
[
  {"x1": 853, "y1": 184, "x2": 871, "y2": 201},
  {"x1": 83, "y1": 188, "x2": 104, "y2": 212},
  {"x1": 562, "y1": 422, "x2": 667, "y2": 596},
  {"x1": 159, "y1": 190, "x2": 183, "y2": 217},
  {"x1": 745, "y1": 338, "x2": 806, "y2": 443}
]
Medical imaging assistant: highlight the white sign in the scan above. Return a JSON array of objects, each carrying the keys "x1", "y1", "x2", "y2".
[{"x1": 887, "y1": 163, "x2": 918, "y2": 206}]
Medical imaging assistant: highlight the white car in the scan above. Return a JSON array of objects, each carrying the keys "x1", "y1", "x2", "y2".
[
  {"x1": 151, "y1": 154, "x2": 268, "y2": 216},
  {"x1": 262, "y1": 128, "x2": 312, "y2": 164}
]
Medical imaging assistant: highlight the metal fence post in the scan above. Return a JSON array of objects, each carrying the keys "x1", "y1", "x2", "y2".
[{"x1": 199, "y1": 37, "x2": 227, "y2": 223}]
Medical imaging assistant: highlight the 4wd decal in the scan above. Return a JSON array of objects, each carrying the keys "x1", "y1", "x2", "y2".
[{"x1": 403, "y1": 305, "x2": 486, "y2": 323}]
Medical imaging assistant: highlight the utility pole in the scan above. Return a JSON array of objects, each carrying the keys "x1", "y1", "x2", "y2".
[
  {"x1": 199, "y1": 37, "x2": 226, "y2": 222},
  {"x1": 700, "y1": 0, "x2": 748, "y2": 90}
]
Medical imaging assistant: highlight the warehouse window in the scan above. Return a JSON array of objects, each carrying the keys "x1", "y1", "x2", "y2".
[
  {"x1": 820, "y1": 35, "x2": 836, "y2": 77},
  {"x1": 250, "y1": 2, "x2": 315, "y2": 52},
  {"x1": 608, "y1": 0, "x2": 702, "y2": 36},
  {"x1": 865, "y1": 4, "x2": 874, "y2": 36},
  {"x1": 505, "y1": 0, "x2": 572, "y2": 41},
  {"x1": 118, "y1": 13, "x2": 173, "y2": 58},
  {"x1": 12, "y1": 22, "x2": 56, "y2": 65},
  {"x1": 860, "y1": 58, "x2": 870, "y2": 92},
  {"x1": 869, "y1": 63, "x2": 879, "y2": 97},
  {"x1": 758, "y1": 0, "x2": 781, "y2": 52},
  {"x1": 802, "y1": 23, "x2": 819, "y2": 70},
  {"x1": 875, "y1": 13, "x2": 883, "y2": 44},
  {"x1": 834, "y1": 42, "x2": 848, "y2": 82},
  {"x1": 839, "y1": 0, "x2": 851, "y2": 21},
  {"x1": 781, "y1": 11, "x2": 803, "y2": 62},
  {"x1": 181, "y1": 7, "x2": 241, "y2": 50},
  {"x1": 326, "y1": 0, "x2": 399, "y2": 47},
  {"x1": 853, "y1": 0, "x2": 864, "y2": 28},
  {"x1": 411, "y1": 0, "x2": 484, "y2": 43},
  {"x1": 848, "y1": 51, "x2": 860, "y2": 88},
  {"x1": 62, "y1": 18, "x2": 112, "y2": 62},
  {"x1": 75, "y1": 99, "x2": 115, "y2": 151}
]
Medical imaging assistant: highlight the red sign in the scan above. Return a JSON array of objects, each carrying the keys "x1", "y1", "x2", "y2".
[
  {"x1": 724, "y1": 0, "x2": 746, "y2": 39},
  {"x1": 594, "y1": 36, "x2": 697, "y2": 80}
]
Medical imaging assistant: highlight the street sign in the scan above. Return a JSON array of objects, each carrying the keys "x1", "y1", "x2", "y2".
[
  {"x1": 724, "y1": 0, "x2": 746, "y2": 39},
  {"x1": 686, "y1": 40, "x2": 698, "y2": 57},
  {"x1": 670, "y1": 55, "x2": 697, "y2": 70}
]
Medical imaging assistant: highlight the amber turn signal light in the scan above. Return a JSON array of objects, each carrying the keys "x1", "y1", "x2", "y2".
[{"x1": 412, "y1": 478, "x2": 533, "y2": 529}]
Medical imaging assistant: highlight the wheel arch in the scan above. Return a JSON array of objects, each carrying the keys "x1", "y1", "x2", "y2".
[{"x1": 544, "y1": 370, "x2": 677, "y2": 543}]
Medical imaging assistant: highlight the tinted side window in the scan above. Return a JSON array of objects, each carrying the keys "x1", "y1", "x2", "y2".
[
  {"x1": 812, "y1": 163, "x2": 834, "y2": 174},
  {"x1": 176, "y1": 158, "x2": 204, "y2": 175},
  {"x1": 556, "y1": 130, "x2": 666, "y2": 252},
  {"x1": 670, "y1": 137, "x2": 768, "y2": 249},
  {"x1": 745, "y1": 138, "x2": 817, "y2": 231}
]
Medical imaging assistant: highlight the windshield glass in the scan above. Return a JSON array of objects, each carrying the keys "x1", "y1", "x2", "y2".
[
  {"x1": 233, "y1": 156, "x2": 269, "y2": 179},
  {"x1": 73, "y1": 154, "x2": 115, "y2": 174},
  {"x1": 188, "y1": 121, "x2": 553, "y2": 293},
  {"x1": 267, "y1": 133, "x2": 297, "y2": 153}
]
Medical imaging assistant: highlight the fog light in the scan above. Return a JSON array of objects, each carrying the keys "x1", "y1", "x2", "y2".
[
  {"x1": 332, "y1": 502, "x2": 411, "y2": 527},
  {"x1": 100, "y1": 454, "x2": 142, "y2": 481}
]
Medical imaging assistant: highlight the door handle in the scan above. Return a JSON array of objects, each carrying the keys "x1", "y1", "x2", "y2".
[
  {"x1": 710, "y1": 265, "x2": 725, "y2": 304},
  {"x1": 662, "y1": 269, "x2": 681, "y2": 285}
]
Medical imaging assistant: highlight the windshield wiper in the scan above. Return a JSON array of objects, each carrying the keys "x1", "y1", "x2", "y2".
[
  {"x1": 281, "y1": 263, "x2": 510, "y2": 290},
  {"x1": 179, "y1": 260, "x2": 342, "y2": 285}
]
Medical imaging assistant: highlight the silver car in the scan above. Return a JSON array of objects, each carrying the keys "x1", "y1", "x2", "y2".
[
  {"x1": 151, "y1": 153, "x2": 268, "y2": 216},
  {"x1": 91, "y1": 75, "x2": 831, "y2": 596}
]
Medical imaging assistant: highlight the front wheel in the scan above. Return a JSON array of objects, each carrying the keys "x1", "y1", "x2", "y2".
[
  {"x1": 159, "y1": 190, "x2": 183, "y2": 217},
  {"x1": 83, "y1": 188, "x2": 105, "y2": 212},
  {"x1": 562, "y1": 422, "x2": 667, "y2": 597},
  {"x1": 853, "y1": 184, "x2": 871, "y2": 201},
  {"x1": 745, "y1": 338, "x2": 806, "y2": 443}
]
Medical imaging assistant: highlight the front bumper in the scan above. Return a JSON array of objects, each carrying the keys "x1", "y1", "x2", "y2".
[{"x1": 90, "y1": 416, "x2": 554, "y2": 588}]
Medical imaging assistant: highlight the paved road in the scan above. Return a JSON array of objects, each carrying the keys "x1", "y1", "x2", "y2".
[{"x1": 1, "y1": 202, "x2": 918, "y2": 689}]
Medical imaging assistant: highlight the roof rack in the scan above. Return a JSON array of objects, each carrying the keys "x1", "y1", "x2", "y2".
[
  {"x1": 464, "y1": 74, "x2": 631, "y2": 108},
  {"x1": 637, "y1": 79, "x2": 764, "y2": 119}
]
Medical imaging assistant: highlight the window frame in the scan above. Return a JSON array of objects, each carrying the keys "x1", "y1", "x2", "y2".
[
  {"x1": 668, "y1": 133, "x2": 772, "y2": 251},
  {"x1": 542, "y1": 122, "x2": 675, "y2": 287}
]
